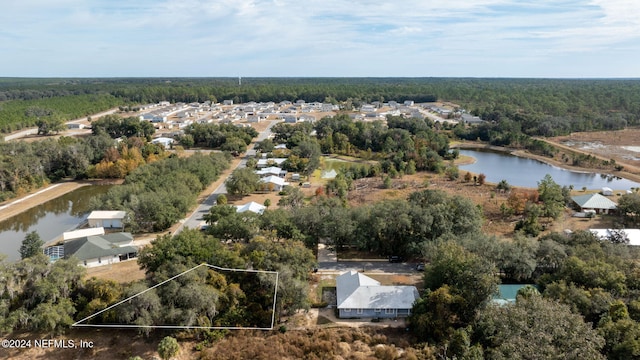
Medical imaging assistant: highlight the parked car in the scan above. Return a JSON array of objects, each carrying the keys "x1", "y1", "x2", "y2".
[
  {"x1": 388, "y1": 255, "x2": 403, "y2": 263},
  {"x1": 416, "y1": 263, "x2": 425, "y2": 271}
]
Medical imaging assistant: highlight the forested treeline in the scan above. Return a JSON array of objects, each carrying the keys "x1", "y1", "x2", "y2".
[
  {"x1": 89, "y1": 152, "x2": 231, "y2": 232},
  {"x1": 0, "y1": 228, "x2": 315, "y2": 335},
  {"x1": 0, "y1": 93, "x2": 120, "y2": 133},
  {"x1": 3, "y1": 77, "x2": 640, "y2": 137},
  {"x1": 0, "y1": 132, "x2": 166, "y2": 201},
  {"x1": 267, "y1": 114, "x2": 452, "y2": 180}
]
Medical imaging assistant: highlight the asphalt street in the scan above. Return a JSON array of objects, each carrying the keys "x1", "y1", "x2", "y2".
[
  {"x1": 318, "y1": 261, "x2": 418, "y2": 274},
  {"x1": 174, "y1": 120, "x2": 279, "y2": 234}
]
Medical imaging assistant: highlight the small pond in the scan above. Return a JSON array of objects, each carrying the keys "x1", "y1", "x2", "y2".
[
  {"x1": 457, "y1": 149, "x2": 640, "y2": 190},
  {"x1": 0, "y1": 185, "x2": 112, "y2": 261}
]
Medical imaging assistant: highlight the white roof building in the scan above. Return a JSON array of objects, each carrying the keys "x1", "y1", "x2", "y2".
[
  {"x1": 590, "y1": 229, "x2": 640, "y2": 246},
  {"x1": 255, "y1": 166, "x2": 285, "y2": 177},
  {"x1": 151, "y1": 137, "x2": 175, "y2": 149},
  {"x1": 87, "y1": 211, "x2": 127, "y2": 229},
  {"x1": 336, "y1": 271, "x2": 419, "y2": 318},
  {"x1": 260, "y1": 175, "x2": 289, "y2": 191},
  {"x1": 236, "y1": 201, "x2": 266, "y2": 215},
  {"x1": 63, "y1": 227, "x2": 105, "y2": 241}
]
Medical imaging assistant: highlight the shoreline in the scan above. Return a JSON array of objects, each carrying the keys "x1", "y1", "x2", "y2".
[
  {"x1": 2, "y1": 141, "x2": 639, "y2": 227},
  {"x1": 452, "y1": 142, "x2": 640, "y2": 185},
  {"x1": 0, "y1": 179, "x2": 123, "y2": 224}
]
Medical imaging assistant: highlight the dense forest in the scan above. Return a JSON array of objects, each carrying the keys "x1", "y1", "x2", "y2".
[
  {"x1": 5, "y1": 77, "x2": 640, "y2": 358},
  {"x1": 2, "y1": 77, "x2": 640, "y2": 135}
]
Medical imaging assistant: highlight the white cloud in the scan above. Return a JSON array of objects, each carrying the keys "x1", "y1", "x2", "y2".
[{"x1": 1, "y1": 0, "x2": 639, "y2": 77}]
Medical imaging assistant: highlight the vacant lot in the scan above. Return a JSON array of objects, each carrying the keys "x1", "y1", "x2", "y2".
[{"x1": 549, "y1": 129, "x2": 640, "y2": 180}]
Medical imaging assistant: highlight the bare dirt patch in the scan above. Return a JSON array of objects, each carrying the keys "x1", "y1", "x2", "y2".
[
  {"x1": 85, "y1": 259, "x2": 146, "y2": 283},
  {"x1": 548, "y1": 129, "x2": 640, "y2": 181}
]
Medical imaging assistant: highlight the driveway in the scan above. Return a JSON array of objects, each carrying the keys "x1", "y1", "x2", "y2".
[{"x1": 318, "y1": 260, "x2": 417, "y2": 274}]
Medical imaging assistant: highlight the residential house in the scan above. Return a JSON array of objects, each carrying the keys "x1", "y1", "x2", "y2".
[
  {"x1": 360, "y1": 104, "x2": 376, "y2": 113},
  {"x1": 255, "y1": 166, "x2": 286, "y2": 178},
  {"x1": 336, "y1": 271, "x2": 419, "y2": 318},
  {"x1": 299, "y1": 114, "x2": 317, "y2": 123},
  {"x1": 283, "y1": 115, "x2": 298, "y2": 123},
  {"x1": 151, "y1": 137, "x2": 175, "y2": 149},
  {"x1": 461, "y1": 113, "x2": 484, "y2": 124},
  {"x1": 64, "y1": 232, "x2": 138, "y2": 268},
  {"x1": 260, "y1": 175, "x2": 289, "y2": 191},
  {"x1": 236, "y1": 201, "x2": 266, "y2": 215},
  {"x1": 87, "y1": 211, "x2": 127, "y2": 229},
  {"x1": 257, "y1": 158, "x2": 287, "y2": 168},
  {"x1": 571, "y1": 193, "x2": 617, "y2": 214}
]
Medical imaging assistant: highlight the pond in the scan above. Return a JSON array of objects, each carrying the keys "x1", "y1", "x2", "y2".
[
  {"x1": 0, "y1": 185, "x2": 112, "y2": 262},
  {"x1": 457, "y1": 149, "x2": 640, "y2": 190}
]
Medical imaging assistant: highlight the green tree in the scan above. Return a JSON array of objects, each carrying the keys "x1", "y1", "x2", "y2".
[
  {"x1": 158, "y1": 336, "x2": 180, "y2": 360},
  {"x1": 263, "y1": 198, "x2": 271, "y2": 209},
  {"x1": 255, "y1": 139, "x2": 275, "y2": 152},
  {"x1": 538, "y1": 174, "x2": 565, "y2": 219},
  {"x1": 216, "y1": 194, "x2": 227, "y2": 205},
  {"x1": 225, "y1": 168, "x2": 260, "y2": 196},
  {"x1": 20, "y1": 231, "x2": 44, "y2": 259},
  {"x1": 475, "y1": 295, "x2": 605, "y2": 359},
  {"x1": 220, "y1": 136, "x2": 248, "y2": 154},
  {"x1": 36, "y1": 116, "x2": 66, "y2": 135},
  {"x1": 618, "y1": 192, "x2": 640, "y2": 225},
  {"x1": 421, "y1": 242, "x2": 499, "y2": 325},
  {"x1": 278, "y1": 186, "x2": 305, "y2": 209},
  {"x1": 445, "y1": 163, "x2": 459, "y2": 180},
  {"x1": 496, "y1": 179, "x2": 511, "y2": 193}
]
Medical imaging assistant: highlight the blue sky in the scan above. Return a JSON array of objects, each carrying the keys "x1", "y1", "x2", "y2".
[{"x1": 2, "y1": 0, "x2": 639, "y2": 77}]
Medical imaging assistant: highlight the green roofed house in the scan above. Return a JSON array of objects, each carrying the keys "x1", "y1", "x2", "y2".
[
  {"x1": 571, "y1": 193, "x2": 617, "y2": 214},
  {"x1": 492, "y1": 284, "x2": 538, "y2": 305},
  {"x1": 63, "y1": 232, "x2": 138, "y2": 268}
]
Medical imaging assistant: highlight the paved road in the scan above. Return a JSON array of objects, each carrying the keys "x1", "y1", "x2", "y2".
[
  {"x1": 174, "y1": 120, "x2": 280, "y2": 234},
  {"x1": 318, "y1": 261, "x2": 418, "y2": 274}
]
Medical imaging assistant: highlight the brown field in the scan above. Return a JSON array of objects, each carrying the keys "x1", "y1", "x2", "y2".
[
  {"x1": 345, "y1": 168, "x2": 616, "y2": 239},
  {"x1": 546, "y1": 128, "x2": 640, "y2": 181}
]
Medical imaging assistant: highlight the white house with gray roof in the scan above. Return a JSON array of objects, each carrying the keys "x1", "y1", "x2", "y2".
[
  {"x1": 336, "y1": 271, "x2": 419, "y2": 319},
  {"x1": 63, "y1": 233, "x2": 138, "y2": 268},
  {"x1": 572, "y1": 193, "x2": 617, "y2": 214}
]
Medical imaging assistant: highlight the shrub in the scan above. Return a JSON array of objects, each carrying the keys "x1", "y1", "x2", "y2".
[{"x1": 158, "y1": 336, "x2": 180, "y2": 360}]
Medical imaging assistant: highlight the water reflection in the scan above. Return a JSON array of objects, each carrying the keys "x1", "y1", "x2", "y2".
[
  {"x1": 458, "y1": 149, "x2": 640, "y2": 189},
  {"x1": 0, "y1": 185, "x2": 112, "y2": 261}
]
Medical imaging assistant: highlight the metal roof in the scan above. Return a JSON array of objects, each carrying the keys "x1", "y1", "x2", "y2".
[
  {"x1": 64, "y1": 233, "x2": 135, "y2": 260},
  {"x1": 87, "y1": 211, "x2": 127, "y2": 220},
  {"x1": 236, "y1": 202, "x2": 266, "y2": 214},
  {"x1": 336, "y1": 271, "x2": 419, "y2": 310},
  {"x1": 571, "y1": 193, "x2": 617, "y2": 210}
]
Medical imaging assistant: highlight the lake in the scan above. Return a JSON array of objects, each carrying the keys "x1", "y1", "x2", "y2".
[
  {"x1": 458, "y1": 149, "x2": 640, "y2": 190},
  {"x1": 0, "y1": 185, "x2": 112, "y2": 261}
]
